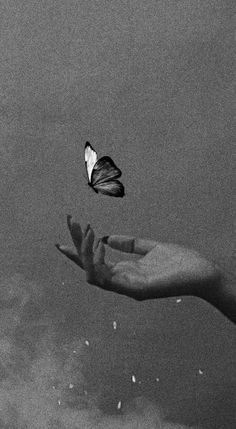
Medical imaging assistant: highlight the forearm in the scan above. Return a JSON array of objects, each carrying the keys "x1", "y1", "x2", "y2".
[{"x1": 198, "y1": 270, "x2": 236, "y2": 324}]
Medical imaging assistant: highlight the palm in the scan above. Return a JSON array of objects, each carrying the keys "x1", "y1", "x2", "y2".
[{"x1": 56, "y1": 216, "x2": 219, "y2": 301}]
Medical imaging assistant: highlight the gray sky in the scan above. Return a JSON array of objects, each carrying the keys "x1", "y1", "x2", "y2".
[{"x1": 0, "y1": 1, "x2": 235, "y2": 428}]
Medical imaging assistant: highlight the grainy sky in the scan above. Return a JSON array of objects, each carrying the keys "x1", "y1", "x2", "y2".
[{"x1": 0, "y1": 1, "x2": 235, "y2": 428}]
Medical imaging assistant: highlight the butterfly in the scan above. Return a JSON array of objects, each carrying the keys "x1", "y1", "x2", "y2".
[{"x1": 84, "y1": 142, "x2": 125, "y2": 197}]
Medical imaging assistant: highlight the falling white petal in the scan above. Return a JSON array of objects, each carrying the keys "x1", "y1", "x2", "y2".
[
  {"x1": 58, "y1": 399, "x2": 61, "y2": 405},
  {"x1": 198, "y1": 369, "x2": 203, "y2": 375},
  {"x1": 176, "y1": 298, "x2": 182, "y2": 303},
  {"x1": 84, "y1": 389, "x2": 88, "y2": 396},
  {"x1": 117, "y1": 400, "x2": 122, "y2": 410},
  {"x1": 113, "y1": 321, "x2": 117, "y2": 330},
  {"x1": 69, "y1": 383, "x2": 74, "y2": 389},
  {"x1": 131, "y1": 375, "x2": 136, "y2": 383},
  {"x1": 155, "y1": 377, "x2": 160, "y2": 382},
  {"x1": 73, "y1": 350, "x2": 77, "y2": 354},
  {"x1": 52, "y1": 385, "x2": 56, "y2": 390},
  {"x1": 85, "y1": 340, "x2": 90, "y2": 346}
]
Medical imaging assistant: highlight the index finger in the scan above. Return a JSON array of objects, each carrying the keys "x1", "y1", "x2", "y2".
[{"x1": 101, "y1": 235, "x2": 157, "y2": 255}]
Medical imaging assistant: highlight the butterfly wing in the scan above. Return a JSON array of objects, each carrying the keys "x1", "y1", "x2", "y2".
[
  {"x1": 91, "y1": 156, "x2": 122, "y2": 185},
  {"x1": 85, "y1": 144, "x2": 125, "y2": 197},
  {"x1": 85, "y1": 142, "x2": 98, "y2": 182},
  {"x1": 93, "y1": 179, "x2": 125, "y2": 197}
]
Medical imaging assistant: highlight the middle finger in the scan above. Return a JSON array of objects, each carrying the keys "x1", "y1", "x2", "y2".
[{"x1": 81, "y1": 227, "x2": 95, "y2": 272}]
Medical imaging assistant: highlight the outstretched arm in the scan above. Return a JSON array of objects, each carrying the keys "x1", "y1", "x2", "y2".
[
  {"x1": 56, "y1": 216, "x2": 236, "y2": 324},
  {"x1": 101, "y1": 234, "x2": 236, "y2": 324}
]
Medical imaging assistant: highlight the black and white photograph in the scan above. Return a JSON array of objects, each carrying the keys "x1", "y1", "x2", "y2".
[{"x1": 0, "y1": 1, "x2": 235, "y2": 428}]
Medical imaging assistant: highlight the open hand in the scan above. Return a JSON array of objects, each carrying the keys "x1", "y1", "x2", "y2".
[{"x1": 55, "y1": 215, "x2": 220, "y2": 301}]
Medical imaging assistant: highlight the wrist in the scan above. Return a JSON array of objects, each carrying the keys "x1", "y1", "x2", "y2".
[{"x1": 198, "y1": 267, "x2": 236, "y2": 324}]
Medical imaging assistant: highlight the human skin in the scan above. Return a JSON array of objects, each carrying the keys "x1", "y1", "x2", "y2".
[{"x1": 56, "y1": 215, "x2": 236, "y2": 324}]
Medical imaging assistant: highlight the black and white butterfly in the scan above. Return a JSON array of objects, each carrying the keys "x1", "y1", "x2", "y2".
[{"x1": 84, "y1": 142, "x2": 125, "y2": 197}]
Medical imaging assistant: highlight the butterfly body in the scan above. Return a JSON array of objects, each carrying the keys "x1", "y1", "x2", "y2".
[
  {"x1": 87, "y1": 181, "x2": 98, "y2": 193},
  {"x1": 85, "y1": 142, "x2": 125, "y2": 197}
]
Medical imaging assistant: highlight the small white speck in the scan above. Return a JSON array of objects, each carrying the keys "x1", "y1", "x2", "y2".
[
  {"x1": 62, "y1": 281, "x2": 65, "y2": 285},
  {"x1": 117, "y1": 400, "x2": 122, "y2": 410},
  {"x1": 85, "y1": 340, "x2": 90, "y2": 346},
  {"x1": 58, "y1": 399, "x2": 61, "y2": 405},
  {"x1": 131, "y1": 375, "x2": 136, "y2": 383},
  {"x1": 176, "y1": 298, "x2": 182, "y2": 303},
  {"x1": 52, "y1": 385, "x2": 56, "y2": 390},
  {"x1": 73, "y1": 350, "x2": 77, "y2": 354},
  {"x1": 198, "y1": 369, "x2": 203, "y2": 375},
  {"x1": 138, "y1": 380, "x2": 142, "y2": 384},
  {"x1": 69, "y1": 383, "x2": 74, "y2": 389},
  {"x1": 113, "y1": 321, "x2": 117, "y2": 330},
  {"x1": 84, "y1": 389, "x2": 88, "y2": 396},
  {"x1": 155, "y1": 377, "x2": 160, "y2": 382}
]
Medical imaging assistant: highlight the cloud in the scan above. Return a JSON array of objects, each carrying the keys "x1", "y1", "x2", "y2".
[{"x1": 0, "y1": 274, "x2": 199, "y2": 429}]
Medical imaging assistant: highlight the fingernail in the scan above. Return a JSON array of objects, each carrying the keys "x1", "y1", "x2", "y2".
[
  {"x1": 67, "y1": 215, "x2": 72, "y2": 229},
  {"x1": 101, "y1": 236, "x2": 109, "y2": 244},
  {"x1": 85, "y1": 224, "x2": 90, "y2": 236}
]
